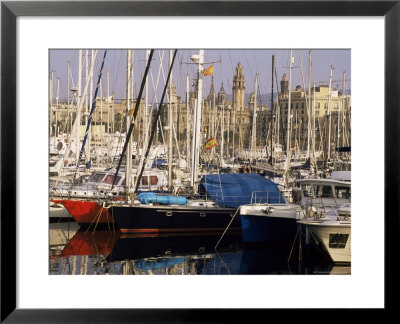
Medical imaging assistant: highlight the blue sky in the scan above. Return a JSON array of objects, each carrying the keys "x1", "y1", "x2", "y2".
[{"x1": 49, "y1": 49, "x2": 350, "y2": 104}]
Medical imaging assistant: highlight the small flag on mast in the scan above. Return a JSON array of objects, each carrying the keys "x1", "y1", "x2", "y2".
[
  {"x1": 203, "y1": 65, "x2": 214, "y2": 76},
  {"x1": 204, "y1": 137, "x2": 217, "y2": 150}
]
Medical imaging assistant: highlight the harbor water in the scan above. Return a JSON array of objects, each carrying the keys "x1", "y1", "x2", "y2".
[{"x1": 49, "y1": 222, "x2": 350, "y2": 275}]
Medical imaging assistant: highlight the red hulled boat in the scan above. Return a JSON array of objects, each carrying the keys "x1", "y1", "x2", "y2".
[{"x1": 50, "y1": 199, "x2": 114, "y2": 228}]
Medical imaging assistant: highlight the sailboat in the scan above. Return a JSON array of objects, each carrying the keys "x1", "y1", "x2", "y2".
[{"x1": 109, "y1": 50, "x2": 289, "y2": 235}]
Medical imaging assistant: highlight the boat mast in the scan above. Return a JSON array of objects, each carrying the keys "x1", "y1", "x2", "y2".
[
  {"x1": 221, "y1": 104, "x2": 224, "y2": 161},
  {"x1": 226, "y1": 111, "x2": 230, "y2": 158},
  {"x1": 76, "y1": 49, "x2": 82, "y2": 163},
  {"x1": 125, "y1": 49, "x2": 132, "y2": 195},
  {"x1": 144, "y1": 50, "x2": 150, "y2": 159},
  {"x1": 110, "y1": 50, "x2": 154, "y2": 192},
  {"x1": 327, "y1": 65, "x2": 334, "y2": 161},
  {"x1": 67, "y1": 61, "x2": 70, "y2": 107},
  {"x1": 85, "y1": 49, "x2": 90, "y2": 164},
  {"x1": 338, "y1": 71, "x2": 346, "y2": 149},
  {"x1": 190, "y1": 50, "x2": 204, "y2": 193},
  {"x1": 168, "y1": 49, "x2": 174, "y2": 192},
  {"x1": 133, "y1": 50, "x2": 178, "y2": 195},
  {"x1": 307, "y1": 50, "x2": 312, "y2": 159},
  {"x1": 72, "y1": 50, "x2": 106, "y2": 185},
  {"x1": 285, "y1": 50, "x2": 293, "y2": 172},
  {"x1": 186, "y1": 74, "x2": 190, "y2": 172},
  {"x1": 312, "y1": 82, "x2": 316, "y2": 159},
  {"x1": 49, "y1": 71, "x2": 53, "y2": 136},
  {"x1": 56, "y1": 76, "x2": 60, "y2": 136},
  {"x1": 269, "y1": 55, "x2": 274, "y2": 165},
  {"x1": 250, "y1": 74, "x2": 258, "y2": 162}
]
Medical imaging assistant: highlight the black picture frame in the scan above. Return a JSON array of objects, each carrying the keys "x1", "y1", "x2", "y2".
[{"x1": 1, "y1": 0, "x2": 397, "y2": 322}]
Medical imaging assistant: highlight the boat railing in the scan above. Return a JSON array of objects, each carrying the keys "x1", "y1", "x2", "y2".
[
  {"x1": 50, "y1": 181, "x2": 126, "y2": 199},
  {"x1": 250, "y1": 191, "x2": 286, "y2": 205},
  {"x1": 300, "y1": 197, "x2": 350, "y2": 221}
]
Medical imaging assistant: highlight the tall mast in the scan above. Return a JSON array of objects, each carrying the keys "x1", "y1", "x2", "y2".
[
  {"x1": 226, "y1": 112, "x2": 230, "y2": 158},
  {"x1": 85, "y1": 49, "x2": 90, "y2": 163},
  {"x1": 126, "y1": 49, "x2": 132, "y2": 195},
  {"x1": 221, "y1": 104, "x2": 224, "y2": 161},
  {"x1": 50, "y1": 71, "x2": 53, "y2": 136},
  {"x1": 71, "y1": 50, "x2": 105, "y2": 185},
  {"x1": 56, "y1": 76, "x2": 60, "y2": 136},
  {"x1": 327, "y1": 65, "x2": 334, "y2": 160},
  {"x1": 312, "y1": 82, "x2": 316, "y2": 158},
  {"x1": 67, "y1": 61, "x2": 70, "y2": 107},
  {"x1": 307, "y1": 50, "x2": 312, "y2": 159},
  {"x1": 285, "y1": 50, "x2": 293, "y2": 172},
  {"x1": 338, "y1": 71, "x2": 346, "y2": 148},
  {"x1": 107, "y1": 70, "x2": 110, "y2": 134},
  {"x1": 76, "y1": 49, "x2": 82, "y2": 161},
  {"x1": 269, "y1": 55, "x2": 274, "y2": 164},
  {"x1": 168, "y1": 50, "x2": 174, "y2": 192},
  {"x1": 144, "y1": 50, "x2": 150, "y2": 155},
  {"x1": 186, "y1": 74, "x2": 190, "y2": 172},
  {"x1": 190, "y1": 50, "x2": 204, "y2": 193},
  {"x1": 250, "y1": 74, "x2": 258, "y2": 162}
]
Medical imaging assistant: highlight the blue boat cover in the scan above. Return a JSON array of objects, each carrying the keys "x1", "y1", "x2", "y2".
[
  {"x1": 200, "y1": 173, "x2": 285, "y2": 208},
  {"x1": 138, "y1": 192, "x2": 187, "y2": 205}
]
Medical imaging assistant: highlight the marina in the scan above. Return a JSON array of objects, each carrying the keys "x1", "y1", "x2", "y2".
[{"x1": 49, "y1": 48, "x2": 351, "y2": 275}]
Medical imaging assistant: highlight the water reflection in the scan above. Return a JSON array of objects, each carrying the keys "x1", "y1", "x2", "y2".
[{"x1": 49, "y1": 226, "x2": 350, "y2": 275}]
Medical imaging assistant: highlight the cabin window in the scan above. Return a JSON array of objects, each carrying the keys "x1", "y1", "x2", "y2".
[
  {"x1": 314, "y1": 185, "x2": 333, "y2": 198},
  {"x1": 142, "y1": 176, "x2": 148, "y2": 186},
  {"x1": 335, "y1": 186, "x2": 351, "y2": 199},
  {"x1": 301, "y1": 184, "x2": 312, "y2": 197},
  {"x1": 329, "y1": 233, "x2": 349, "y2": 248},
  {"x1": 88, "y1": 173, "x2": 106, "y2": 183},
  {"x1": 103, "y1": 175, "x2": 121, "y2": 185},
  {"x1": 150, "y1": 176, "x2": 158, "y2": 185}
]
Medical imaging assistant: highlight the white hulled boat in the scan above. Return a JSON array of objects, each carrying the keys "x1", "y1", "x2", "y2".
[{"x1": 296, "y1": 172, "x2": 351, "y2": 264}]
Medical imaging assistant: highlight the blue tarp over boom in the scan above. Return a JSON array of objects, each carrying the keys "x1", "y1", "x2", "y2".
[{"x1": 199, "y1": 173, "x2": 285, "y2": 208}]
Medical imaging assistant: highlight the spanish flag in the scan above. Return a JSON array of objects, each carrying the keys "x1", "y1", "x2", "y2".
[
  {"x1": 203, "y1": 65, "x2": 214, "y2": 76},
  {"x1": 204, "y1": 137, "x2": 217, "y2": 150}
]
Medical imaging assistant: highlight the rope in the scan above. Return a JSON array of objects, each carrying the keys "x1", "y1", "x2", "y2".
[{"x1": 214, "y1": 207, "x2": 239, "y2": 250}]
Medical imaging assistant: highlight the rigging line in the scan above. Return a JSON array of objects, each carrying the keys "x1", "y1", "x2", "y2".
[
  {"x1": 71, "y1": 50, "x2": 107, "y2": 186},
  {"x1": 133, "y1": 49, "x2": 178, "y2": 195},
  {"x1": 243, "y1": 50, "x2": 254, "y2": 81},
  {"x1": 157, "y1": 50, "x2": 182, "y2": 158},
  {"x1": 110, "y1": 49, "x2": 155, "y2": 191},
  {"x1": 111, "y1": 50, "x2": 123, "y2": 100},
  {"x1": 253, "y1": 50, "x2": 261, "y2": 84}
]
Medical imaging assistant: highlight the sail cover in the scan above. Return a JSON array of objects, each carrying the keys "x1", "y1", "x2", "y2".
[{"x1": 200, "y1": 173, "x2": 285, "y2": 208}]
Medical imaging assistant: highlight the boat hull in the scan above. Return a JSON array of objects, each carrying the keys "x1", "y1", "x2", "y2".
[
  {"x1": 110, "y1": 204, "x2": 241, "y2": 234},
  {"x1": 299, "y1": 221, "x2": 351, "y2": 264},
  {"x1": 51, "y1": 199, "x2": 113, "y2": 227},
  {"x1": 240, "y1": 214, "x2": 298, "y2": 243},
  {"x1": 239, "y1": 204, "x2": 299, "y2": 243}
]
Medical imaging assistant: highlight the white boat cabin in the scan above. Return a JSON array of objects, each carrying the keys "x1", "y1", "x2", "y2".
[
  {"x1": 51, "y1": 167, "x2": 168, "y2": 198},
  {"x1": 296, "y1": 178, "x2": 351, "y2": 209}
]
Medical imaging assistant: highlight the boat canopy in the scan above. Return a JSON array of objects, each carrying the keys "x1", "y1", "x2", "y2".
[{"x1": 200, "y1": 173, "x2": 285, "y2": 208}]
